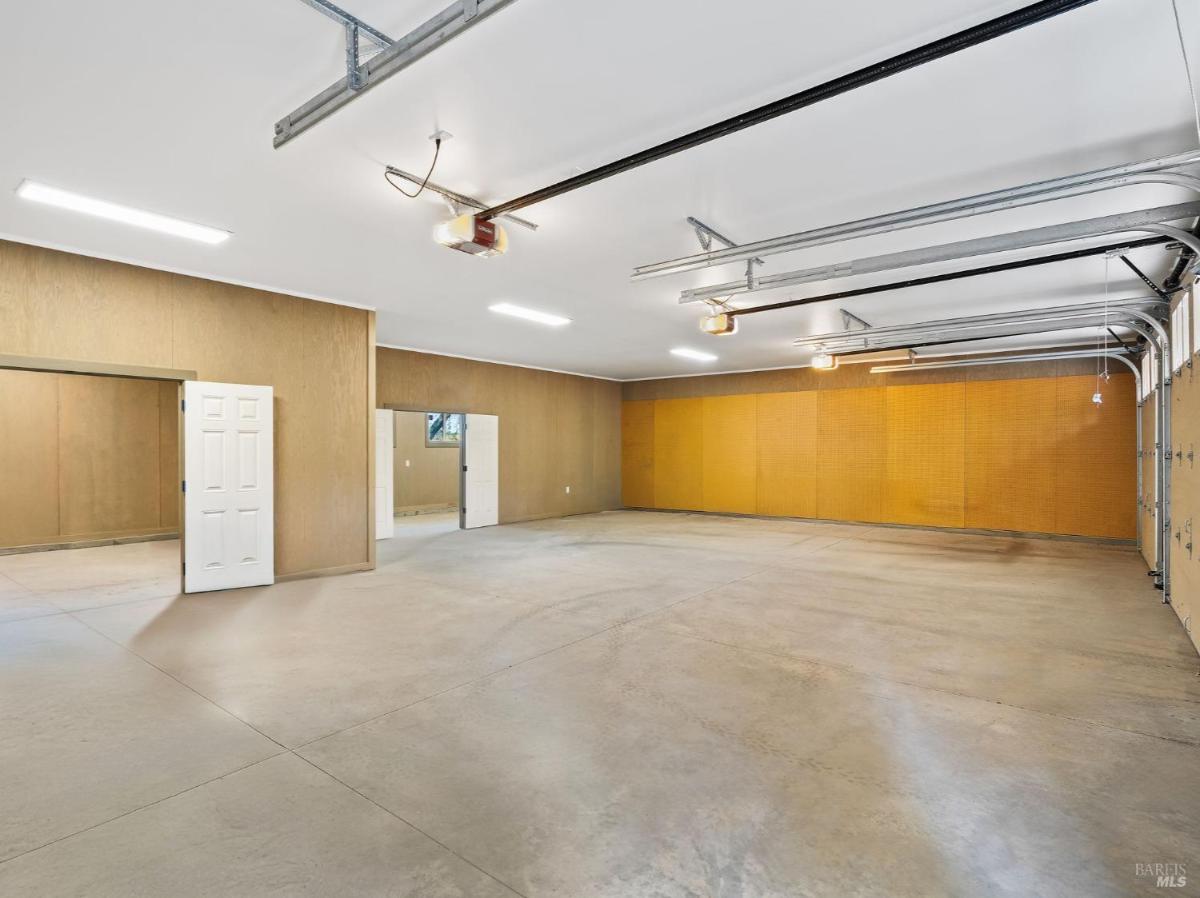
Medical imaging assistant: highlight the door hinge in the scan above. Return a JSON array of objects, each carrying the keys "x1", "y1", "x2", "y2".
[
  {"x1": 180, "y1": 399, "x2": 186, "y2": 412},
  {"x1": 181, "y1": 480, "x2": 186, "y2": 493},
  {"x1": 462, "y1": 465, "x2": 468, "y2": 472},
  {"x1": 182, "y1": 561, "x2": 186, "y2": 574}
]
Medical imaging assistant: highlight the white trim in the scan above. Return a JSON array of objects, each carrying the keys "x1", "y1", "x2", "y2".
[
  {"x1": 0, "y1": 232, "x2": 377, "y2": 313},
  {"x1": 375, "y1": 343, "x2": 621, "y2": 382}
]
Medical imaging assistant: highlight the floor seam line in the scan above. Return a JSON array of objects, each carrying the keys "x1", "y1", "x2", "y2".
[
  {"x1": 66, "y1": 610, "x2": 291, "y2": 752},
  {"x1": 0, "y1": 750, "x2": 289, "y2": 868},
  {"x1": 291, "y1": 753, "x2": 528, "y2": 898},
  {"x1": 640, "y1": 624, "x2": 1200, "y2": 749}
]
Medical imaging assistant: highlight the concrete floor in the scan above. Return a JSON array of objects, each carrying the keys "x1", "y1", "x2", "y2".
[{"x1": 1, "y1": 510, "x2": 1197, "y2": 897}]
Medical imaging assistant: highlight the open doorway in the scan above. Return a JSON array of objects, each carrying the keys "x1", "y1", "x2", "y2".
[
  {"x1": 389, "y1": 410, "x2": 463, "y2": 539},
  {"x1": 0, "y1": 367, "x2": 182, "y2": 609},
  {"x1": 376, "y1": 408, "x2": 499, "y2": 542}
]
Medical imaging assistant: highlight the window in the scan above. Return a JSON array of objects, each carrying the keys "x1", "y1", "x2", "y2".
[
  {"x1": 425, "y1": 412, "x2": 462, "y2": 447},
  {"x1": 1171, "y1": 294, "x2": 1190, "y2": 372},
  {"x1": 1141, "y1": 350, "x2": 1157, "y2": 400},
  {"x1": 1190, "y1": 282, "x2": 1199, "y2": 360}
]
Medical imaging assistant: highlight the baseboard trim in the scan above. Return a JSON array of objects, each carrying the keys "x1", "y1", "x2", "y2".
[
  {"x1": 0, "y1": 531, "x2": 179, "y2": 556},
  {"x1": 619, "y1": 507, "x2": 1137, "y2": 547},
  {"x1": 274, "y1": 561, "x2": 373, "y2": 583}
]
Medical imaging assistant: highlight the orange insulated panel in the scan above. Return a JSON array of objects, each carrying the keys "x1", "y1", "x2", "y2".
[
  {"x1": 653, "y1": 397, "x2": 704, "y2": 510},
  {"x1": 885, "y1": 383, "x2": 965, "y2": 528},
  {"x1": 965, "y1": 378, "x2": 1057, "y2": 533},
  {"x1": 817, "y1": 387, "x2": 886, "y2": 523},
  {"x1": 756, "y1": 391, "x2": 818, "y2": 518},
  {"x1": 1054, "y1": 374, "x2": 1136, "y2": 539},
  {"x1": 702, "y1": 394, "x2": 757, "y2": 514},
  {"x1": 620, "y1": 400, "x2": 655, "y2": 508}
]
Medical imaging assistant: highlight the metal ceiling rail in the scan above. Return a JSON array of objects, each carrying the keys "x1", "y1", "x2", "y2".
[
  {"x1": 476, "y1": 0, "x2": 1099, "y2": 220},
  {"x1": 633, "y1": 153, "x2": 1200, "y2": 281},
  {"x1": 724, "y1": 236, "x2": 1171, "y2": 319},
  {"x1": 868, "y1": 347, "x2": 1136, "y2": 375},
  {"x1": 275, "y1": 0, "x2": 519, "y2": 148},
  {"x1": 680, "y1": 203, "x2": 1200, "y2": 304},
  {"x1": 792, "y1": 298, "x2": 1164, "y2": 350}
]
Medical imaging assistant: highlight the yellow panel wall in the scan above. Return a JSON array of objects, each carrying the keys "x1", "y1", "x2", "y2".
[
  {"x1": 817, "y1": 388, "x2": 886, "y2": 523},
  {"x1": 1054, "y1": 374, "x2": 1137, "y2": 539},
  {"x1": 621, "y1": 400, "x2": 656, "y2": 508},
  {"x1": 702, "y1": 395, "x2": 757, "y2": 514},
  {"x1": 965, "y1": 378, "x2": 1058, "y2": 534},
  {"x1": 756, "y1": 391, "x2": 818, "y2": 518},
  {"x1": 623, "y1": 375, "x2": 1139, "y2": 541},
  {"x1": 653, "y1": 397, "x2": 704, "y2": 510},
  {"x1": 885, "y1": 383, "x2": 966, "y2": 528}
]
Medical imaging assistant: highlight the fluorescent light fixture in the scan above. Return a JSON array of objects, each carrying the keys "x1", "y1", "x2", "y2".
[
  {"x1": 16, "y1": 180, "x2": 231, "y2": 245},
  {"x1": 489, "y1": 302, "x2": 570, "y2": 327},
  {"x1": 671, "y1": 347, "x2": 718, "y2": 362}
]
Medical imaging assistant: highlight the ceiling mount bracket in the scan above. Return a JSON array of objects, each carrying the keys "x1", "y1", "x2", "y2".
[
  {"x1": 276, "y1": 0, "x2": 519, "y2": 148},
  {"x1": 841, "y1": 310, "x2": 871, "y2": 331}
]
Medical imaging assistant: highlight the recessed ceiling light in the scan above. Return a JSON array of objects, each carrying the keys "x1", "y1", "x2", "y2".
[
  {"x1": 15, "y1": 180, "x2": 231, "y2": 245},
  {"x1": 489, "y1": 302, "x2": 571, "y2": 327},
  {"x1": 671, "y1": 347, "x2": 718, "y2": 362}
]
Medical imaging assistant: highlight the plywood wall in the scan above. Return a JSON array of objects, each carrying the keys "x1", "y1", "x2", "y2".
[
  {"x1": 393, "y1": 410, "x2": 459, "y2": 510},
  {"x1": 0, "y1": 369, "x2": 179, "y2": 548},
  {"x1": 0, "y1": 240, "x2": 374, "y2": 577},
  {"x1": 376, "y1": 348, "x2": 621, "y2": 523},
  {"x1": 622, "y1": 373, "x2": 1137, "y2": 540}
]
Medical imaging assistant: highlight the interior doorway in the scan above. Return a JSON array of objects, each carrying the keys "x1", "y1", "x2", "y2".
[
  {"x1": 376, "y1": 408, "x2": 499, "y2": 538},
  {"x1": 0, "y1": 367, "x2": 181, "y2": 555},
  {"x1": 0, "y1": 365, "x2": 183, "y2": 612},
  {"x1": 0, "y1": 357, "x2": 277, "y2": 598}
]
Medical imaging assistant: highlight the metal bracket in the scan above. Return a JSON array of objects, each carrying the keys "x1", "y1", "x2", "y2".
[
  {"x1": 840, "y1": 309, "x2": 872, "y2": 331},
  {"x1": 687, "y1": 217, "x2": 765, "y2": 267},
  {"x1": 346, "y1": 22, "x2": 364, "y2": 90},
  {"x1": 277, "y1": 0, "x2": 519, "y2": 148}
]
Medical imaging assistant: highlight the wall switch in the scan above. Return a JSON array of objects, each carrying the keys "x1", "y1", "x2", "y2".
[
  {"x1": 405, "y1": 459, "x2": 411, "y2": 467},
  {"x1": 565, "y1": 486, "x2": 571, "y2": 494}
]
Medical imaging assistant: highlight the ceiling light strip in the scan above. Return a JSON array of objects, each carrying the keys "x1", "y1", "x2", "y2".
[{"x1": 16, "y1": 181, "x2": 231, "y2": 245}]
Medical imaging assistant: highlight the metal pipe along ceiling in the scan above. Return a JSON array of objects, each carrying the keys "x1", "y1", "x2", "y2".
[
  {"x1": 726, "y1": 237, "x2": 1172, "y2": 319},
  {"x1": 792, "y1": 299, "x2": 1166, "y2": 349},
  {"x1": 680, "y1": 203, "x2": 1200, "y2": 304},
  {"x1": 477, "y1": 0, "x2": 1100, "y2": 220},
  {"x1": 633, "y1": 152, "x2": 1200, "y2": 281}
]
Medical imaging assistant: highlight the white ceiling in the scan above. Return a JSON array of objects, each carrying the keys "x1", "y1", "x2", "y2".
[{"x1": 1, "y1": 0, "x2": 1197, "y2": 379}]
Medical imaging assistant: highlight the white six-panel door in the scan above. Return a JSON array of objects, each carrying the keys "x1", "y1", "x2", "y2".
[
  {"x1": 183, "y1": 381, "x2": 274, "y2": 593},
  {"x1": 375, "y1": 409, "x2": 395, "y2": 540},
  {"x1": 463, "y1": 413, "x2": 499, "y2": 529}
]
